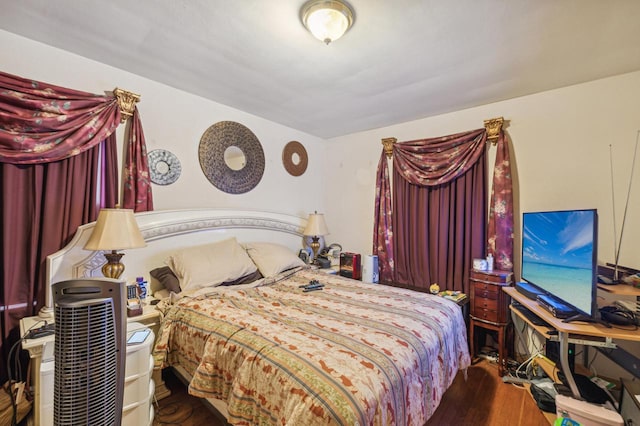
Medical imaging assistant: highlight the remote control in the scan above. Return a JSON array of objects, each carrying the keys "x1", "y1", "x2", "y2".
[
  {"x1": 305, "y1": 283, "x2": 324, "y2": 289},
  {"x1": 303, "y1": 286, "x2": 323, "y2": 292}
]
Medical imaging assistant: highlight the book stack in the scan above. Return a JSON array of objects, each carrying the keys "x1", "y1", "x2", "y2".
[{"x1": 438, "y1": 290, "x2": 467, "y2": 303}]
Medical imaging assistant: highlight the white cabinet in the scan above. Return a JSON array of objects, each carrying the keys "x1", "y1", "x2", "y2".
[
  {"x1": 20, "y1": 320, "x2": 155, "y2": 426},
  {"x1": 122, "y1": 323, "x2": 155, "y2": 426}
]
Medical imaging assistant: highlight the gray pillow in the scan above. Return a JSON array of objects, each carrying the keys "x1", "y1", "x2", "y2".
[{"x1": 150, "y1": 266, "x2": 181, "y2": 294}]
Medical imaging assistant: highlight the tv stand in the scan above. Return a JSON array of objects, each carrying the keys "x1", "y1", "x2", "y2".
[{"x1": 504, "y1": 287, "x2": 640, "y2": 400}]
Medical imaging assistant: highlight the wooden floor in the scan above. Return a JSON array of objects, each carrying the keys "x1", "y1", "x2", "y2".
[{"x1": 152, "y1": 359, "x2": 551, "y2": 426}]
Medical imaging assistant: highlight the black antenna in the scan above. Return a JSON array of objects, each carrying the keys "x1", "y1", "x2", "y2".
[
  {"x1": 609, "y1": 144, "x2": 618, "y2": 280},
  {"x1": 611, "y1": 130, "x2": 640, "y2": 282}
]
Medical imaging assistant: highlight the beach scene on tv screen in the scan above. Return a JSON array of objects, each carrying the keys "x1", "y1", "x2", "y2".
[{"x1": 522, "y1": 210, "x2": 595, "y2": 314}]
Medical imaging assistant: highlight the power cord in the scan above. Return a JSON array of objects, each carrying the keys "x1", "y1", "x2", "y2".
[
  {"x1": 5, "y1": 320, "x2": 52, "y2": 426},
  {"x1": 6, "y1": 338, "x2": 25, "y2": 426}
]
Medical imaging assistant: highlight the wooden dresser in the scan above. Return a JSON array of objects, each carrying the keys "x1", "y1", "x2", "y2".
[{"x1": 469, "y1": 268, "x2": 513, "y2": 376}]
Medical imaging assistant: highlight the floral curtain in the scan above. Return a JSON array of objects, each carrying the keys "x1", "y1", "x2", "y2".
[
  {"x1": 0, "y1": 70, "x2": 153, "y2": 208},
  {"x1": 122, "y1": 107, "x2": 153, "y2": 211},
  {"x1": 0, "y1": 71, "x2": 120, "y2": 164},
  {"x1": 373, "y1": 150, "x2": 394, "y2": 280},
  {"x1": 374, "y1": 128, "x2": 514, "y2": 284},
  {"x1": 487, "y1": 131, "x2": 514, "y2": 271}
]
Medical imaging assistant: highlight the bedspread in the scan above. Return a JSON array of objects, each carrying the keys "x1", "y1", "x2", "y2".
[{"x1": 153, "y1": 269, "x2": 470, "y2": 425}]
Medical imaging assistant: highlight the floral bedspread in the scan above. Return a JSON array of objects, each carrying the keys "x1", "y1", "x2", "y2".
[{"x1": 153, "y1": 269, "x2": 470, "y2": 425}]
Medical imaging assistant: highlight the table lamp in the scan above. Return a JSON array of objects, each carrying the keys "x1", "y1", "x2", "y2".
[
  {"x1": 83, "y1": 208, "x2": 147, "y2": 279},
  {"x1": 303, "y1": 211, "x2": 329, "y2": 261}
]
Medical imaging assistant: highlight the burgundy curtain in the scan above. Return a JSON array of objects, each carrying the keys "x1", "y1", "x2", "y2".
[
  {"x1": 373, "y1": 151, "x2": 395, "y2": 279},
  {"x1": 0, "y1": 136, "x2": 117, "y2": 382},
  {"x1": 392, "y1": 148, "x2": 486, "y2": 292},
  {"x1": 487, "y1": 132, "x2": 514, "y2": 271},
  {"x1": 374, "y1": 128, "x2": 514, "y2": 293},
  {"x1": 0, "y1": 71, "x2": 120, "y2": 164},
  {"x1": 122, "y1": 108, "x2": 153, "y2": 212},
  {"x1": 0, "y1": 70, "x2": 151, "y2": 382}
]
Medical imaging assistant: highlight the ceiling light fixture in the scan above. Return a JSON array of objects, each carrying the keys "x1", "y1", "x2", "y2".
[{"x1": 301, "y1": 0, "x2": 355, "y2": 45}]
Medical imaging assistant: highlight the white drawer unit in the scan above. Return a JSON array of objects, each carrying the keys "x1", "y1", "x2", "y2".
[
  {"x1": 22, "y1": 322, "x2": 155, "y2": 426},
  {"x1": 121, "y1": 324, "x2": 155, "y2": 426}
]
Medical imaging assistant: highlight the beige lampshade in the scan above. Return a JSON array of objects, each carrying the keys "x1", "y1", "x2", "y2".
[
  {"x1": 84, "y1": 208, "x2": 146, "y2": 251},
  {"x1": 304, "y1": 212, "x2": 329, "y2": 236}
]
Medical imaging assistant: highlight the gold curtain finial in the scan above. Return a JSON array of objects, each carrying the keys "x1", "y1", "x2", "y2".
[
  {"x1": 484, "y1": 117, "x2": 504, "y2": 145},
  {"x1": 114, "y1": 88, "x2": 140, "y2": 123},
  {"x1": 381, "y1": 137, "x2": 397, "y2": 159}
]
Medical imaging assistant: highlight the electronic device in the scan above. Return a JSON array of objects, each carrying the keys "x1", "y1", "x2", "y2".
[
  {"x1": 598, "y1": 305, "x2": 637, "y2": 326},
  {"x1": 127, "y1": 329, "x2": 151, "y2": 345},
  {"x1": 126, "y1": 283, "x2": 143, "y2": 317},
  {"x1": 52, "y1": 278, "x2": 126, "y2": 426},
  {"x1": 545, "y1": 340, "x2": 575, "y2": 373},
  {"x1": 519, "y1": 209, "x2": 598, "y2": 323},
  {"x1": 536, "y1": 294, "x2": 578, "y2": 319},
  {"x1": 339, "y1": 252, "x2": 361, "y2": 280},
  {"x1": 316, "y1": 257, "x2": 331, "y2": 268}
]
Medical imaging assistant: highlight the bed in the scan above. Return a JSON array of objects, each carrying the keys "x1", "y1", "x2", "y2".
[{"x1": 46, "y1": 209, "x2": 470, "y2": 426}]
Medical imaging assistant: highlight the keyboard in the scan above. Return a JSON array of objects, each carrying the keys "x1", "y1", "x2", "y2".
[{"x1": 511, "y1": 302, "x2": 551, "y2": 327}]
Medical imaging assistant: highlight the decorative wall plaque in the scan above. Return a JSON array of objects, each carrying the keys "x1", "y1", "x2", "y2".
[
  {"x1": 198, "y1": 121, "x2": 265, "y2": 194},
  {"x1": 282, "y1": 141, "x2": 308, "y2": 176},
  {"x1": 148, "y1": 149, "x2": 181, "y2": 185}
]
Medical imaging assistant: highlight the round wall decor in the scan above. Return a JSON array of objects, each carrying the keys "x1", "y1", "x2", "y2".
[
  {"x1": 198, "y1": 121, "x2": 265, "y2": 194},
  {"x1": 148, "y1": 149, "x2": 181, "y2": 185},
  {"x1": 282, "y1": 141, "x2": 308, "y2": 176}
]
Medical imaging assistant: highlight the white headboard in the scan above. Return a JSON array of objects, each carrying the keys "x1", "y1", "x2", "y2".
[{"x1": 43, "y1": 209, "x2": 308, "y2": 315}]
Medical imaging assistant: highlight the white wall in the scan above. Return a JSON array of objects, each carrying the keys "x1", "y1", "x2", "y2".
[
  {"x1": 325, "y1": 71, "x2": 640, "y2": 276},
  {"x1": 325, "y1": 70, "x2": 640, "y2": 381},
  {"x1": 0, "y1": 29, "x2": 327, "y2": 220},
  {"x1": 3, "y1": 28, "x2": 639, "y2": 380}
]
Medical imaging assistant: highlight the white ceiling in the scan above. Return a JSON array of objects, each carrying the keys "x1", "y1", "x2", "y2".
[{"x1": 1, "y1": 0, "x2": 639, "y2": 138}]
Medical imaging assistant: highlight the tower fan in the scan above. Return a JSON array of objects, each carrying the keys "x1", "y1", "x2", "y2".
[{"x1": 52, "y1": 278, "x2": 127, "y2": 426}]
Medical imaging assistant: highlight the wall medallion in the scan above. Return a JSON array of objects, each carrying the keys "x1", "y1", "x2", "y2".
[
  {"x1": 199, "y1": 121, "x2": 265, "y2": 194},
  {"x1": 282, "y1": 141, "x2": 308, "y2": 176},
  {"x1": 148, "y1": 149, "x2": 181, "y2": 185}
]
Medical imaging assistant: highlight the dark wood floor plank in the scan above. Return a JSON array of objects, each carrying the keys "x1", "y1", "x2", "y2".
[{"x1": 153, "y1": 360, "x2": 550, "y2": 425}]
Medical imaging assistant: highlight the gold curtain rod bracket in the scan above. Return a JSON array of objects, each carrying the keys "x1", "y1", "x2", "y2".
[
  {"x1": 381, "y1": 137, "x2": 397, "y2": 159},
  {"x1": 114, "y1": 88, "x2": 141, "y2": 123},
  {"x1": 484, "y1": 117, "x2": 504, "y2": 145}
]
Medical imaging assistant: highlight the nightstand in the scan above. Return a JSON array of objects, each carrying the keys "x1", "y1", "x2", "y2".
[
  {"x1": 20, "y1": 301, "x2": 169, "y2": 426},
  {"x1": 468, "y1": 269, "x2": 513, "y2": 376}
]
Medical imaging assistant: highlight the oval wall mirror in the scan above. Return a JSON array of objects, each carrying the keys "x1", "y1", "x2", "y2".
[
  {"x1": 199, "y1": 121, "x2": 265, "y2": 194},
  {"x1": 224, "y1": 146, "x2": 246, "y2": 171}
]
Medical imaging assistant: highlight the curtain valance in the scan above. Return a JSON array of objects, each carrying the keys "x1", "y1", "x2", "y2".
[
  {"x1": 0, "y1": 71, "x2": 121, "y2": 164},
  {"x1": 0, "y1": 70, "x2": 152, "y2": 211},
  {"x1": 393, "y1": 128, "x2": 487, "y2": 186}
]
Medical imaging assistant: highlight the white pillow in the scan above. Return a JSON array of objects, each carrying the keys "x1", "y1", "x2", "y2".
[
  {"x1": 166, "y1": 237, "x2": 258, "y2": 291},
  {"x1": 244, "y1": 242, "x2": 305, "y2": 277}
]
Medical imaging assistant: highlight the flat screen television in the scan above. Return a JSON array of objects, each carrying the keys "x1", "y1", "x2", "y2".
[{"x1": 520, "y1": 209, "x2": 598, "y2": 321}]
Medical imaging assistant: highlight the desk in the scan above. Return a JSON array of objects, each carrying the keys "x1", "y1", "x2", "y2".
[{"x1": 503, "y1": 287, "x2": 640, "y2": 399}]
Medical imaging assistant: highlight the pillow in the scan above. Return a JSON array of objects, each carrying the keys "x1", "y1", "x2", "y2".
[
  {"x1": 165, "y1": 237, "x2": 258, "y2": 291},
  {"x1": 220, "y1": 269, "x2": 263, "y2": 286},
  {"x1": 244, "y1": 242, "x2": 305, "y2": 277},
  {"x1": 150, "y1": 266, "x2": 181, "y2": 294}
]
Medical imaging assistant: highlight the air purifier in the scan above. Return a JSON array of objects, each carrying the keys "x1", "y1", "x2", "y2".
[{"x1": 52, "y1": 278, "x2": 126, "y2": 426}]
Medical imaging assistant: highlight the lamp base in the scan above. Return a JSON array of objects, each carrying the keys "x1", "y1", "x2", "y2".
[
  {"x1": 102, "y1": 251, "x2": 125, "y2": 279},
  {"x1": 310, "y1": 236, "x2": 320, "y2": 261}
]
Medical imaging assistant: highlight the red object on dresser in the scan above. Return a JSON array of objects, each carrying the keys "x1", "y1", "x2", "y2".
[{"x1": 339, "y1": 252, "x2": 361, "y2": 280}]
